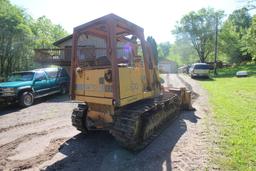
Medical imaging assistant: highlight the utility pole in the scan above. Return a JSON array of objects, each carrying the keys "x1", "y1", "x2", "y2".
[{"x1": 214, "y1": 15, "x2": 218, "y2": 76}]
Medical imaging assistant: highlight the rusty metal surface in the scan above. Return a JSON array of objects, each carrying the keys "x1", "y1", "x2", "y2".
[
  {"x1": 70, "y1": 13, "x2": 154, "y2": 104},
  {"x1": 74, "y1": 14, "x2": 144, "y2": 34},
  {"x1": 70, "y1": 32, "x2": 78, "y2": 99},
  {"x1": 107, "y1": 18, "x2": 120, "y2": 105}
]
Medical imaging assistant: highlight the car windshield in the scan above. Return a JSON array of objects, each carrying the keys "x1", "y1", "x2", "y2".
[
  {"x1": 194, "y1": 64, "x2": 209, "y2": 69},
  {"x1": 7, "y1": 72, "x2": 34, "y2": 81}
]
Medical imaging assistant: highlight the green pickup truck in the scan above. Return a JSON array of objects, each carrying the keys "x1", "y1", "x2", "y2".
[{"x1": 0, "y1": 67, "x2": 70, "y2": 107}]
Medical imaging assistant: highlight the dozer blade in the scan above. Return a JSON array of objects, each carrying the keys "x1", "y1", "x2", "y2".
[{"x1": 168, "y1": 87, "x2": 195, "y2": 111}]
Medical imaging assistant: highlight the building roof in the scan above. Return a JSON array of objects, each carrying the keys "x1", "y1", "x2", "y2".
[{"x1": 53, "y1": 34, "x2": 73, "y2": 46}]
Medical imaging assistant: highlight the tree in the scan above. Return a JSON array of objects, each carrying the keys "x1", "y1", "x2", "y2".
[
  {"x1": 31, "y1": 16, "x2": 68, "y2": 49},
  {"x1": 0, "y1": 0, "x2": 34, "y2": 77},
  {"x1": 158, "y1": 42, "x2": 171, "y2": 59},
  {"x1": 219, "y1": 8, "x2": 252, "y2": 63},
  {"x1": 147, "y1": 36, "x2": 159, "y2": 65},
  {"x1": 242, "y1": 15, "x2": 256, "y2": 63},
  {"x1": 228, "y1": 8, "x2": 252, "y2": 32},
  {"x1": 173, "y1": 8, "x2": 224, "y2": 63},
  {"x1": 169, "y1": 38, "x2": 198, "y2": 66},
  {"x1": 0, "y1": 0, "x2": 68, "y2": 78}
]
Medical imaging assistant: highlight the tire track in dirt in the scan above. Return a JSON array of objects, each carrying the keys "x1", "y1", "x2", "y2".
[
  {"x1": 171, "y1": 74, "x2": 214, "y2": 170},
  {"x1": 3, "y1": 138, "x2": 67, "y2": 171},
  {"x1": 0, "y1": 117, "x2": 56, "y2": 133},
  {"x1": 159, "y1": 74, "x2": 213, "y2": 170},
  {"x1": 0, "y1": 117, "x2": 71, "y2": 146},
  {"x1": 0, "y1": 125, "x2": 69, "y2": 170}
]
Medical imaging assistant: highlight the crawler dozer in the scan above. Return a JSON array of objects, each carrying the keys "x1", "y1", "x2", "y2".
[{"x1": 70, "y1": 14, "x2": 193, "y2": 150}]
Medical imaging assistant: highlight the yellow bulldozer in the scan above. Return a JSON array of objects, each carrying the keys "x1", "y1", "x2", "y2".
[{"x1": 70, "y1": 14, "x2": 193, "y2": 150}]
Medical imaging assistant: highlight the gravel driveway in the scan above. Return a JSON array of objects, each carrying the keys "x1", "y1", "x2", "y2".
[{"x1": 0, "y1": 74, "x2": 214, "y2": 171}]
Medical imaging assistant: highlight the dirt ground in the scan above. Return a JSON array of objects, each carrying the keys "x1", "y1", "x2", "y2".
[{"x1": 0, "y1": 74, "x2": 215, "y2": 171}]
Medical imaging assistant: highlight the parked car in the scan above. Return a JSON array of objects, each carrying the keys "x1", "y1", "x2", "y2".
[
  {"x1": 0, "y1": 67, "x2": 69, "y2": 107},
  {"x1": 189, "y1": 63, "x2": 210, "y2": 78}
]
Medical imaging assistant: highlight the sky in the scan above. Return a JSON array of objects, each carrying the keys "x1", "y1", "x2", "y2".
[{"x1": 10, "y1": 0, "x2": 244, "y2": 43}]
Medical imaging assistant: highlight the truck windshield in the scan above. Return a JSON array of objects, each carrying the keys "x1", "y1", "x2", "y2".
[{"x1": 7, "y1": 72, "x2": 34, "y2": 81}]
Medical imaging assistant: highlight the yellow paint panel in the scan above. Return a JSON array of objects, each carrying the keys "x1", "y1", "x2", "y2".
[
  {"x1": 119, "y1": 67, "x2": 144, "y2": 99},
  {"x1": 75, "y1": 71, "x2": 85, "y2": 95},
  {"x1": 76, "y1": 95, "x2": 112, "y2": 105},
  {"x1": 119, "y1": 67, "x2": 153, "y2": 106},
  {"x1": 120, "y1": 94, "x2": 143, "y2": 106},
  {"x1": 75, "y1": 67, "x2": 155, "y2": 106},
  {"x1": 75, "y1": 68, "x2": 113, "y2": 98}
]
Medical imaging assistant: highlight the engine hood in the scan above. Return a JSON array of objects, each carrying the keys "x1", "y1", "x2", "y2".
[{"x1": 0, "y1": 81, "x2": 33, "y2": 88}]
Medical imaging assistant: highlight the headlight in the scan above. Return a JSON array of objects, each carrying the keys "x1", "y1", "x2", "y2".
[
  {"x1": 3, "y1": 88, "x2": 15, "y2": 93},
  {"x1": 2, "y1": 88, "x2": 16, "y2": 96}
]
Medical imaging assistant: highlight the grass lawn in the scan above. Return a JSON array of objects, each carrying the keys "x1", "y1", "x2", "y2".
[{"x1": 200, "y1": 64, "x2": 256, "y2": 170}]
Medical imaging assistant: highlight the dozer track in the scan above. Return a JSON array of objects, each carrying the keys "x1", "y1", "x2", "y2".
[
  {"x1": 71, "y1": 93, "x2": 180, "y2": 151},
  {"x1": 71, "y1": 104, "x2": 88, "y2": 133},
  {"x1": 111, "y1": 92, "x2": 180, "y2": 151}
]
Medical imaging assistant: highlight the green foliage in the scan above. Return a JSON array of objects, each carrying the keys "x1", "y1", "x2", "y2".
[
  {"x1": 241, "y1": 15, "x2": 256, "y2": 63},
  {"x1": 228, "y1": 8, "x2": 252, "y2": 32},
  {"x1": 157, "y1": 42, "x2": 171, "y2": 59},
  {"x1": 173, "y1": 7, "x2": 255, "y2": 65},
  {"x1": 146, "y1": 36, "x2": 159, "y2": 65},
  {"x1": 0, "y1": 0, "x2": 68, "y2": 78},
  {"x1": 31, "y1": 16, "x2": 68, "y2": 49},
  {"x1": 219, "y1": 8, "x2": 252, "y2": 63},
  {"x1": 168, "y1": 38, "x2": 198, "y2": 66},
  {"x1": 219, "y1": 22, "x2": 242, "y2": 63},
  {"x1": 0, "y1": 0, "x2": 34, "y2": 77},
  {"x1": 201, "y1": 64, "x2": 256, "y2": 170},
  {"x1": 173, "y1": 8, "x2": 224, "y2": 63}
]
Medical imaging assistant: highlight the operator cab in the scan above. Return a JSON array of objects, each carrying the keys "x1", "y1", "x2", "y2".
[{"x1": 71, "y1": 14, "x2": 159, "y2": 108}]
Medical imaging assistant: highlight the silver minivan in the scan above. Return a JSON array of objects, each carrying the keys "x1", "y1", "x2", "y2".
[{"x1": 189, "y1": 63, "x2": 210, "y2": 78}]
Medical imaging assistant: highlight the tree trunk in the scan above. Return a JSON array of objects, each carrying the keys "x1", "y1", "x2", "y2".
[{"x1": 200, "y1": 51, "x2": 205, "y2": 63}]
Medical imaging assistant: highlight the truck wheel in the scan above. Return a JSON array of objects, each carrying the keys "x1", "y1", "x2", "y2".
[
  {"x1": 60, "y1": 84, "x2": 68, "y2": 95},
  {"x1": 19, "y1": 91, "x2": 34, "y2": 107}
]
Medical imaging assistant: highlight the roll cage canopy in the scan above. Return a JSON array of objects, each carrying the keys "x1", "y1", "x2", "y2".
[
  {"x1": 71, "y1": 14, "x2": 153, "y2": 104},
  {"x1": 74, "y1": 13, "x2": 144, "y2": 37}
]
